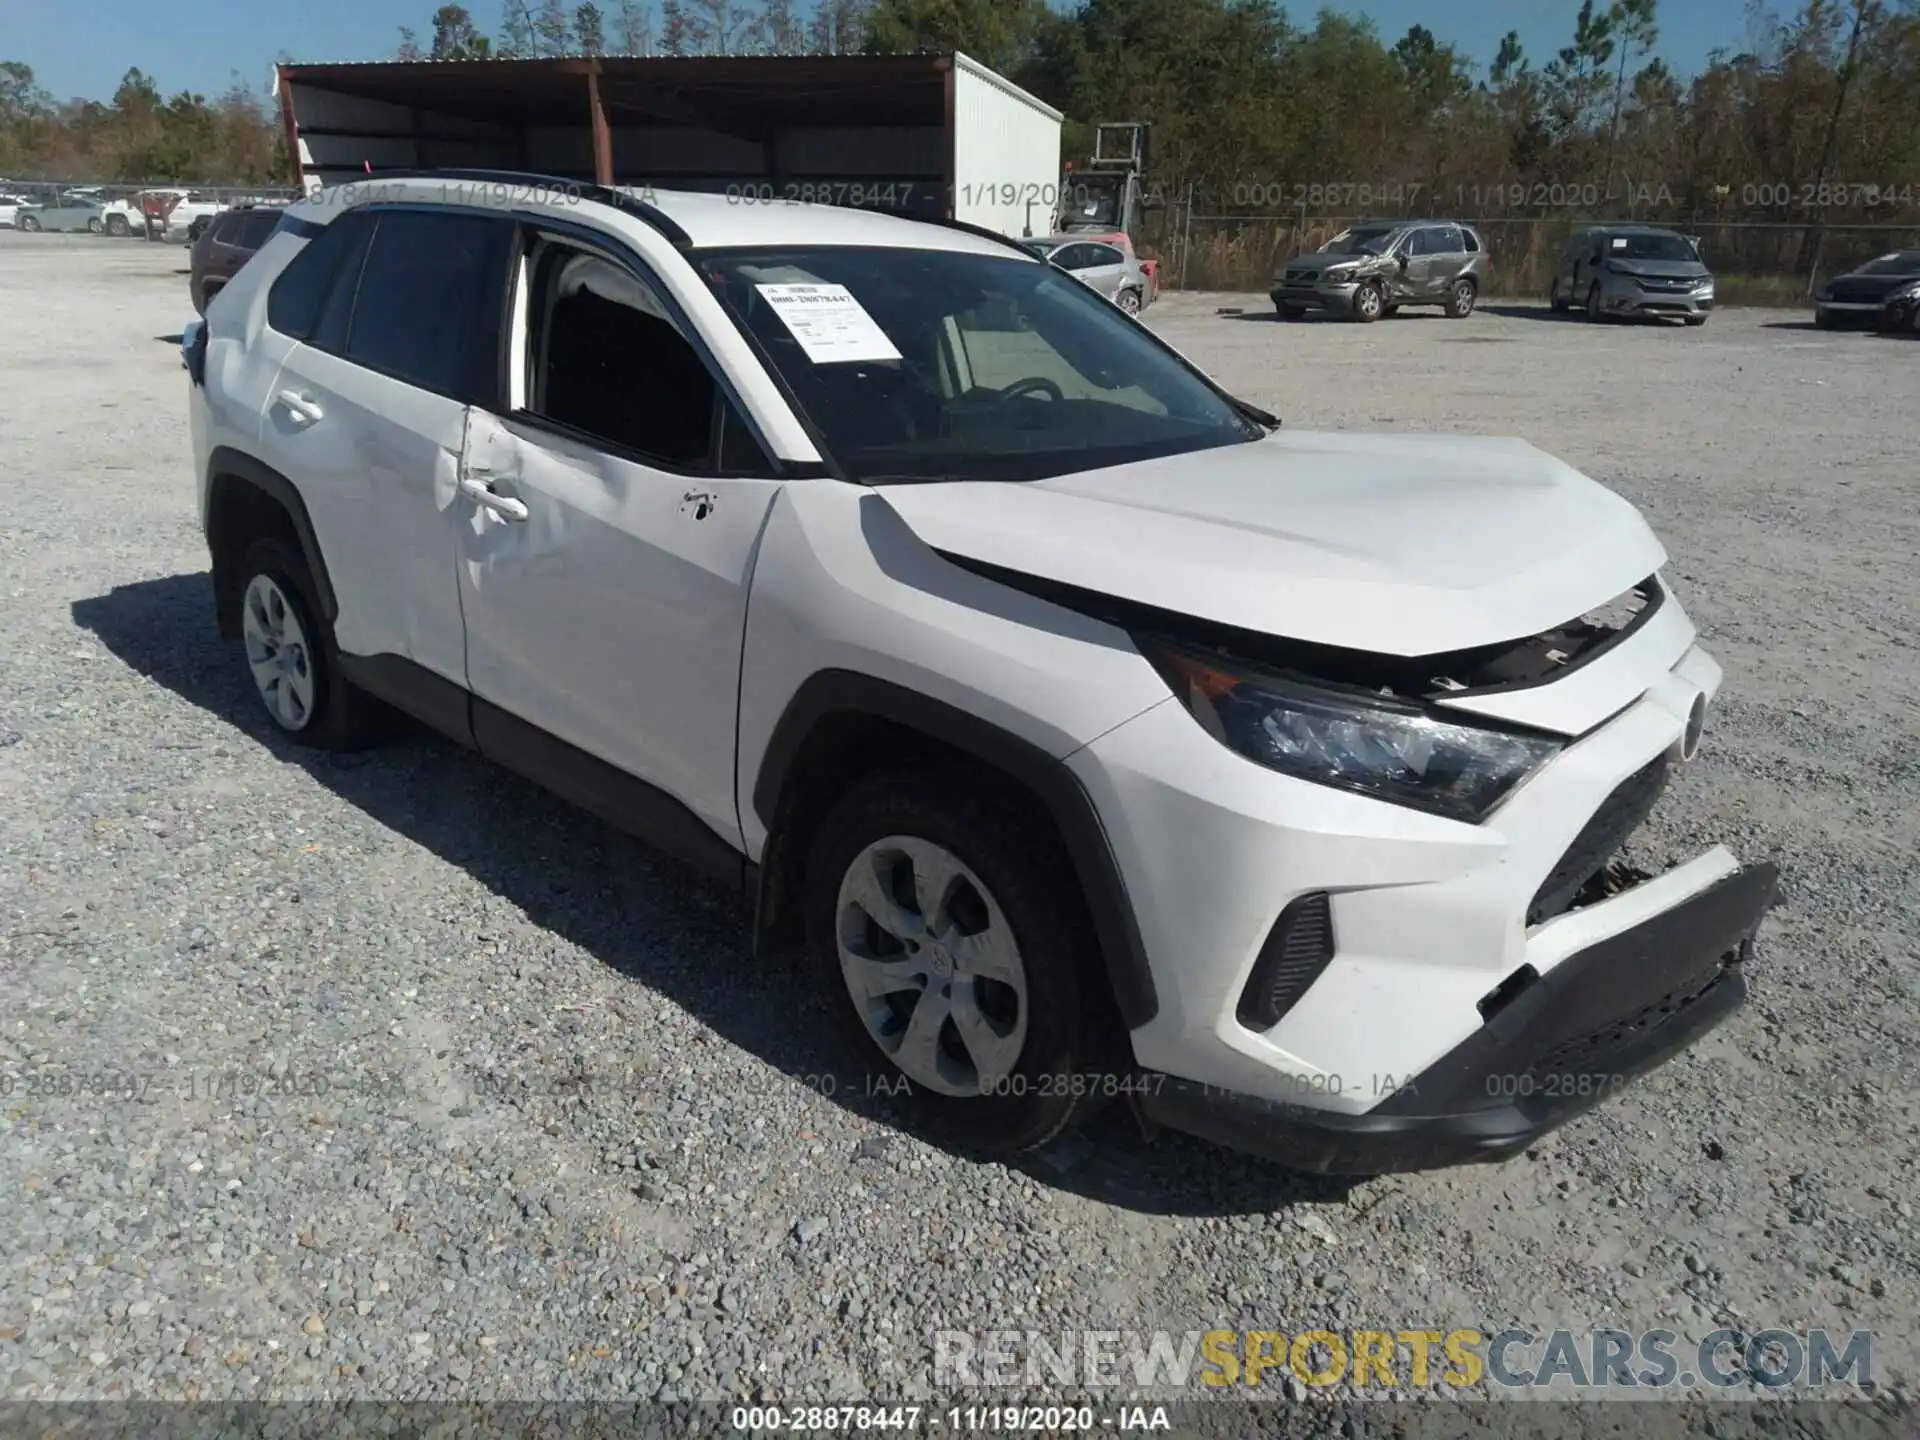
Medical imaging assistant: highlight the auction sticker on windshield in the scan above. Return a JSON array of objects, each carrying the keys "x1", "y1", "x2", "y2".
[{"x1": 755, "y1": 283, "x2": 902, "y2": 363}]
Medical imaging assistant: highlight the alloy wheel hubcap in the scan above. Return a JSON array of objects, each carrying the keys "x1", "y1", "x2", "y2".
[
  {"x1": 1360, "y1": 288, "x2": 1381, "y2": 317},
  {"x1": 834, "y1": 835, "x2": 1028, "y2": 1096},
  {"x1": 241, "y1": 573, "x2": 316, "y2": 731}
]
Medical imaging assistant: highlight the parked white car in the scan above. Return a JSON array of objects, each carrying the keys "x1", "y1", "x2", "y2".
[
  {"x1": 182, "y1": 174, "x2": 1778, "y2": 1173},
  {"x1": 0, "y1": 192, "x2": 36, "y2": 228}
]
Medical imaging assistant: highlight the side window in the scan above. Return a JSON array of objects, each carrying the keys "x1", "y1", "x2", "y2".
[
  {"x1": 344, "y1": 209, "x2": 513, "y2": 401},
  {"x1": 266, "y1": 210, "x2": 375, "y2": 340},
  {"x1": 1408, "y1": 229, "x2": 1435, "y2": 256},
  {"x1": 1082, "y1": 244, "x2": 1124, "y2": 268},
  {"x1": 524, "y1": 243, "x2": 766, "y2": 474},
  {"x1": 1434, "y1": 225, "x2": 1464, "y2": 253},
  {"x1": 1461, "y1": 227, "x2": 1480, "y2": 254},
  {"x1": 237, "y1": 210, "x2": 281, "y2": 248}
]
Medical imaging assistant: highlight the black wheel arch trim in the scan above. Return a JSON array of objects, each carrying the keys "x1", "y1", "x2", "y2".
[
  {"x1": 750, "y1": 669, "x2": 1159, "y2": 1029},
  {"x1": 205, "y1": 446, "x2": 338, "y2": 630}
]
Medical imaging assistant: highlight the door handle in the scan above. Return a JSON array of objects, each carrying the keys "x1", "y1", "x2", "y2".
[
  {"x1": 459, "y1": 475, "x2": 529, "y2": 521},
  {"x1": 276, "y1": 390, "x2": 324, "y2": 424}
]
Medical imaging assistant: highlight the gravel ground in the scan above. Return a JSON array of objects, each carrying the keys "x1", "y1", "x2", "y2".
[{"x1": 2, "y1": 233, "x2": 1917, "y2": 1419}]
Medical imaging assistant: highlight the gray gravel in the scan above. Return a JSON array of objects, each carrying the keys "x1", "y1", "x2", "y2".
[{"x1": 1, "y1": 234, "x2": 1916, "y2": 1415}]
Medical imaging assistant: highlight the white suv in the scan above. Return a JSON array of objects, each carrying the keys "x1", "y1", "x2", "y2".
[{"x1": 183, "y1": 173, "x2": 1778, "y2": 1174}]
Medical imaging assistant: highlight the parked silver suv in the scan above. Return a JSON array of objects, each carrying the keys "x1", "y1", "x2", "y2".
[
  {"x1": 1550, "y1": 225, "x2": 1714, "y2": 325},
  {"x1": 1271, "y1": 220, "x2": 1488, "y2": 322}
]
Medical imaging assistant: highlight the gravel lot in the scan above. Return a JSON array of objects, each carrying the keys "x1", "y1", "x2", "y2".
[{"x1": 2, "y1": 232, "x2": 1917, "y2": 1417}]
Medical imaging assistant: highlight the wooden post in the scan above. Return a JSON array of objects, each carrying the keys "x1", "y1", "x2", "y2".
[{"x1": 587, "y1": 65, "x2": 614, "y2": 187}]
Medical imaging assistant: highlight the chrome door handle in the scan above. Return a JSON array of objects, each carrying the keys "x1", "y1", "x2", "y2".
[
  {"x1": 276, "y1": 390, "x2": 324, "y2": 424},
  {"x1": 459, "y1": 475, "x2": 529, "y2": 521}
]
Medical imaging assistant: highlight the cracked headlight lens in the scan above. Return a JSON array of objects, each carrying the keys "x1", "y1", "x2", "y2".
[{"x1": 1142, "y1": 640, "x2": 1563, "y2": 823}]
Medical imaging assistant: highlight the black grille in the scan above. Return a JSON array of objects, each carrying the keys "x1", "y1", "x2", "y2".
[
  {"x1": 1828, "y1": 277, "x2": 1901, "y2": 303},
  {"x1": 1236, "y1": 892, "x2": 1336, "y2": 1031},
  {"x1": 1528, "y1": 755, "x2": 1671, "y2": 925}
]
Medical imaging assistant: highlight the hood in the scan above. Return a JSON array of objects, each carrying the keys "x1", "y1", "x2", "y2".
[
  {"x1": 1608, "y1": 258, "x2": 1709, "y2": 280},
  {"x1": 1280, "y1": 251, "x2": 1390, "y2": 277},
  {"x1": 877, "y1": 431, "x2": 1668, "y2": 657},
  {"x1": 1827, "y1": 271, "x2": 1920, "y2": 299}
]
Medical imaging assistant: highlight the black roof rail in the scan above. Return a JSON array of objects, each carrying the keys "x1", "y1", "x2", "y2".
[
  {"x1": 318, "y1": 167, "x2": 692, "y2": 248},
  {"x1": 915, "y1": 212, "x2": 1044, "y2": 259}
]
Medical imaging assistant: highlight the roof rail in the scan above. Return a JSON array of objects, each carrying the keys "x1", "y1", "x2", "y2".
[
  {"x1": 322, "y1": 167, "x2": 692, "y2": 248},
  {"x1": 916, "y1": 212, "x2": 1043, "y2": 259}
]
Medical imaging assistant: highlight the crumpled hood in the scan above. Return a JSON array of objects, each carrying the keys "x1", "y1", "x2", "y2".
[
  {"x1": 877, "y1": 430, "x2": 1669, "y2": 656},
  {"x1": 1280, "y1": 251, "x2": 1389, "y2": 277}
]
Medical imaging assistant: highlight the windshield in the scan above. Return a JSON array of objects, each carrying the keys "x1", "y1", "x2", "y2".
[
  {"x1": 1607, "y1": 231, "x2": 1699, "y2": 262},
  {"x1": 1058, "y1": 175, "x2": 1124, "y2": 232},
  {"x1": 697, "y1": 245, "x2": 1261, "y2": 484},
  {"x1": 1858, "y1": 251, "x2": 1920, "y2": 276},
  {"x1": 1319, "y1": 227, "x2": 1398, "y2": 256}
]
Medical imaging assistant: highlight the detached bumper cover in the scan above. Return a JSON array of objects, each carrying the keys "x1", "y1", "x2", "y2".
[{"x1": 1138, "y1": 860, "x2": 1779, "y2": 1175}]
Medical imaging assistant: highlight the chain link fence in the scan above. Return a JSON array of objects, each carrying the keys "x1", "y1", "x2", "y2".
[
  {"x1": 1, "y1": 179, "x2": 302, "y2": 204},
  {"x1": 1138, "y1": 196, "x2": 1920, "y2": 303}
]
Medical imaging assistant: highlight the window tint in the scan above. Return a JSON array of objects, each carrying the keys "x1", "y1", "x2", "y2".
[
  {"x1": 1461, "y1": 227, "x2": 1480, "y2": 253},
  {"x1": 344, "y1": 209, "x2": 512, "y2": 401},
  {"x1": 526, "y1": 246, "x2": 757, "y2": 473},
  {"x1": 233, "y1": 209, "x2": 281, "y2": 248},
  {"x1": 267, "y1": 210, "x2": 375, "y2": 341},
  {"x1": 1082, "y1": 244, "x2": 1124, "y2": 268},
  {"x1": 1434, "y1": 225, "x2": 1464, "y2": 253},
  {"x1": 311, "y1": 217, "x2": 374, "y2": 355},
  {"x1": 1408, "y1": 229, "x2": 1437, "y2": 256}
]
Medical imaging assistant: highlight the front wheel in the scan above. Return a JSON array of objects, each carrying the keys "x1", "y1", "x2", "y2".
[
  {"x1": 1586, "y1": 283, "x2": 1606, "y2": 322},
  {"x1": 1275, "y1": 302, "x2": 1303, "y2": 320},
  {"x1": 804, "y1": 769, "x2": 1112, "y2": 1154},
  {"x1": 1444, "y1": 278, "x2": 1478, "y2": 318},
  {"x1": 16, "y1": 214, "x2": 38, "y2": 233},
  {"x1": 1549, "y1": 281, "x2": 1569, "y2": 314},
  {"x1": 1352, "y1": 282, "x2": 1385, "y2": 323},
  {"x1": 106, "y1": 214, "x2": 130, "y2": 237},
  {"x1": 1683, "y1": 315, "x2": 1708, "y2": 327}
]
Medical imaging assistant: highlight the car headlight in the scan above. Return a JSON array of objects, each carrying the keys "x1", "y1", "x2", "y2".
[
  {"x1": 1891, "y1": 282, "x2": 1920, "y2": 304},
  {"x1": 1141, "y1": 641, "x2": 1563, "y2": 824},
  {"x1": 1321, "y1": 264, "x2": 1356, "y2": 281},
  {"x1": 1692, "y1": 278, "x2": 1715, "y2": 292}
]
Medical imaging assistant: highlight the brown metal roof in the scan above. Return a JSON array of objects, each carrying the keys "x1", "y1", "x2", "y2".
[{"x1": 277, "y1": 54, "x2": 955, "y2": 134}]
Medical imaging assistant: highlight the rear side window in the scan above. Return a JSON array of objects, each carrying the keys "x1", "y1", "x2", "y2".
[
  {"x1": 267, "y1": 211, "x2": 375, "y2": 340},
  {"x1": 345, "y1": 209, "x2": 514, "y2": 402},
  {"x1": 1461, "y1": 228, "x2": 1480, "y2": 253},
  {"x1": 234, "y1": 209, "x2": 281, "y2": 248}
]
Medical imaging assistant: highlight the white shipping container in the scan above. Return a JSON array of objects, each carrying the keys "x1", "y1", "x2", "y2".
[{"x1": 950, "y1": 53, "x2": 1065, "y2": 239}]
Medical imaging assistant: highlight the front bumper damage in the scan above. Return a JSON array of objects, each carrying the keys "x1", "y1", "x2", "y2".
[{"x1": 1136, "y1": 858, "x2": 1778, "y2": 1174}]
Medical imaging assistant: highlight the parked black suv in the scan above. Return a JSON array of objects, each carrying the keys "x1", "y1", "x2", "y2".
[{"x1": 1815, "y1": 250, "x2": 1920, "y2": 330}]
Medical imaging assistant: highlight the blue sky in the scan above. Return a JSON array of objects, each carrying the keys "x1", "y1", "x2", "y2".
[{"x1": 13, "y1": 1, "x2": 1766, "y2": 104}]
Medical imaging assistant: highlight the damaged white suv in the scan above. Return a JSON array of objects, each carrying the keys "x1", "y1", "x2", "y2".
[{"x1": 184, "y1": 173, "x2": 1778, "y2": 1174}]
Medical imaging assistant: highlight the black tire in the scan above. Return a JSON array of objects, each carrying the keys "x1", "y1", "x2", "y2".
[
  {"x1": 16, "y1": 215, "x2": 38, "y2": 233},
  {"x1": 1814, "y1": 308, "x2": 1837, "y2": 330},
  {"x1": 234, "y1": 537, "x2": 387, "y2": 751},
  {"x1": 1586, "y1": 283, "x2": 1605, "y2": 322},
  {"x1": 1352, "y1": 281, "x2": 1385, "y2": 323},
  {"x1": 803, "y1": 767, "x2": 1113, "y2": 1155},
  {"x1": 87, "y1": 217, "x2": 103, "y2": 234},
  {"x1": 106, "y1": 214, "x2": 130, "y2": 237},
  {"x1": 1116, "y1": 287, "x2": 1143, "y2": 316},
  {"x1": 1382, "y1": 303, "x2": 1400, "y2": 317},
  {"x1": 1444, "y1": 277, "x2": 1478, "y2": 318},
  {"x1": 1549, "y1": 281, "x2": 1569, "y2": 314},
  {"x1": 1683, "y1": 315, "x2": 1708, "y2": 327},
  {"x1": 1275, "y1": 301, "x2": 1303, "y2": 319}
]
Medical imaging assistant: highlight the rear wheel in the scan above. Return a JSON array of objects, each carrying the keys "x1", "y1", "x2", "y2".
[
  {"x1": 87, "y1": 217, "x2": 103, "y2": 234},
  {"x1": 804, "y1": 768, "x2": 1112, "y2": 1154},
  {"x1": 1444, "y1": 278, "x2": 1478, "y2": 318},
  {"x1": 234, "y1": 538, "x2": 387, "y2": 750},
  {"x1": 1352, "y1": 281, "x2": 1385, "y2": 323},
  {"x1": 1116, "y1": 288, "x2": 1142, "y2": 316}
]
